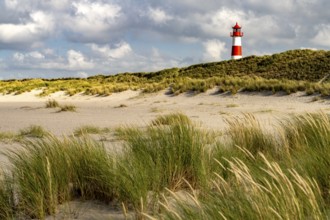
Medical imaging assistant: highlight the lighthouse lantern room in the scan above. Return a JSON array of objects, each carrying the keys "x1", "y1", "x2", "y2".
[{"x1": 230, "y1": 22, "x2": 243, "y2": 59}]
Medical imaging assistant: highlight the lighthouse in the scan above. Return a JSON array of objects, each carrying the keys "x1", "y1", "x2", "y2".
[{"x1": 230, "y1": 22, "x2": 243, "y2": 59}]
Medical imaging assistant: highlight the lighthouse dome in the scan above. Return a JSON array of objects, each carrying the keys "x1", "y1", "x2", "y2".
[{"x1": 232, "y1": 22, "x2": 241, "y2": 29}]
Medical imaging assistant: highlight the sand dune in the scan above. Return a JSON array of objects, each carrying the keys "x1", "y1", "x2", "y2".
[
  {"x1": 0, "y1": 89, "x2": 329, "y2": 135},
  {"x1": 0, "y1": 89, "x2": 329, "y2": 219}
]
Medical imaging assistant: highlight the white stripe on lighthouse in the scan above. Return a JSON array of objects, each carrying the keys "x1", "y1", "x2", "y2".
[
  {"x1": 232, "y1": 55, "x2": 242, "y2": 59},
  {"x1": 232, "y1": 37, "x2": 242, "y2": 46}
]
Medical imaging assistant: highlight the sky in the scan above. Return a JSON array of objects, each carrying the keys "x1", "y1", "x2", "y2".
[{"x1": 0, "y1": 0, "x2": 329, "y2": 79}]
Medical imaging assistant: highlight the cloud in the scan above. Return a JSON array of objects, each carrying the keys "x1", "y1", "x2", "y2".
[
  {"x1": 147, "y1": 7, "x2": 173, "y2": 25},
  {"x1": 65, "y1": 1, "x2": 123, "y2": 43},
  {"x1": 0, "y1": 0, "x2": 330, "y2": 79},
  {"x1": 67, "y1": 50, "x2": 94, "y2": 70},
  {"x1": 13, "y1": 53, "x2": 25, "y2": 62},
  {"x1": 0, "y1": 11, "x2": 54, "y2": 49},
  {"x1": 13, "y1": 51, "x2": 45, "y2": 62},
  {"x1": 311, "y1": 24, "x2": 330, "y2": 47},
  {"x1": 9, "y1": 49, "x2": 94, "y2": 72},
  {"x1": 4, "y1": 0, "x2": 18, "y2": 9},
  {"x1": 203, "y1": 39, "x2": 226, "y2": 61},
  {"x1": 199, "y1": 8, "x2": 246, "y2": 38},
  {"x1": 29, "y1": 51, "x2": 45, "y2": 59},
  {"x1": 90, "y1": 42, "x2": 132, "y2": 59},
  {"x1": 76, "y1": 71, "x2": 89, "y2": 78}
]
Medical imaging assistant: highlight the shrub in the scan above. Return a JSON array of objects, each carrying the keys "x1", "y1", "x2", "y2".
[
  {"x1": 73, "y1": 125, "x2": 111, "y2": 136},
  {"x1": 19, "y1": 125, "x2": 49, "y2": 138},
  {"x1": 150, "y1": 113, "x2": 191, "y2": 126},
  {"x1": 58, "y1": 104, "x2": 77, "y2": 112},
  {"x1": 45, "y1": 99, "x2": 60, "y2": 108}
]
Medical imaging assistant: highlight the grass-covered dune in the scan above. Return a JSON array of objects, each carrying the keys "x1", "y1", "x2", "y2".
[
  {"x1": 0, "y1": 113, "x2": 330, "y2": 219},
  {"x1": 1, "y1": 49, "x2": 330, "y2": 96}
]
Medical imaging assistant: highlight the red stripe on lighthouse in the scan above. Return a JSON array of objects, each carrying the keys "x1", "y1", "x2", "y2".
[{"x1": 231, "y1": 46, "x2": 242, "y2": 56}]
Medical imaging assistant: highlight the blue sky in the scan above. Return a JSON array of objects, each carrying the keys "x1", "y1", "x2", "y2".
[{"x1": 0, "y1": 0, "x2": 329, "y2": 79}]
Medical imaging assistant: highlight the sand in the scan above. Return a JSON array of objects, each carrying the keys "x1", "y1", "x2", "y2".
[
  {"x1": 0, "y1": 89, "x2": 329, "y2": 136},
  {"x1": 0, "y1": 89, "x2": 329, "y2": 219}
]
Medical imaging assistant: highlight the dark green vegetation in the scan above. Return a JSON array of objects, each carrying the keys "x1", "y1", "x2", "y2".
[
  {"x1": 58, "y1": 104, "x2": 77, "y2": 112},
  {"x1": 0, "y1": 113, "x2": 329, "y2": 219},
  {"x1": 73, "y1": 125, "x2": 111, "y2": 136},
  {"x1": 1, "y1": 49, "x2": 330, "y2": 96},
  {"x1": 45, "y1": 99, "x2": 60, "y2": 108},
  {"x1": 45, "y1": 99, "x2": 77, "y2": 112},
  {"x1": 0, "y1": 125, "x2": 49, "y2": 143}
]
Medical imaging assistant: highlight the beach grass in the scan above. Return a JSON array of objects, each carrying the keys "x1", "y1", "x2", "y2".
[
  {"x1": 73, "y1": 125, "x2": 111, "y2": 136},
  {"x1": 1, "y1": 50, "x2": 330, "y2": 98},
  {"x1": 19, "y1": 125, "x2": 49, "y2": 138},
  {"x1": 0, "y1": 113, "x2": 329, "y2": 219},
  {"x1": 58, "y1": 104, "x2": 77, "y2": 112},
  {"x1": 45, "y1": 99, "x2": 60, "y2": 108},
  {"x1": 0, "y1": 131, "x2": 21, "y2": 143},
  {"x1": 159, "y1": 154, "x2": 325, "y2": 220}
]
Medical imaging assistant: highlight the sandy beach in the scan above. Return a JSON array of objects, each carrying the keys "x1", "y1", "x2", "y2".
[
  {"x1": 0, "y1": 89, "x2": 329, "y2": 135},
  {"x1": 0, "y1": 89, "x2": 329, "y2": 219}
]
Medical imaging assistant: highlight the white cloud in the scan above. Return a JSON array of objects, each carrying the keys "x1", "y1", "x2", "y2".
[
  {"x1": 300, "y1": 47, "x2": 318, "y2": 51},
  {"x1": 45, "y1": 0, "x2": 70, "y2": 11},
  {"x1": 148, "y1": 7, "x2": 173, "y2": 24},
  {"x1": 13, "y1": 51, "x2": 45, "y2": 62},
  {"x1": 5, "y1": 0, "x2": 70, "y2": 12},
  {"x1": 4, "y1": 0, "x2": 18, "y2": 9},
  {"x1": 90, "y1": 42, "x2": 132, "y2": 59},
  {"x1": 200, "y1": 8, "x2": 246, "y2": 37},
  {"x1": 76, "y1": 72, "x2": 88, "y2": 78},
  {"x1": 311, "y1": 24, "x2": 330, "y2": 47},
  {"x1": 203, "y1": 39, "x2": 226, "y2": 61},
  {"x1": 67, "y1": 50, "x2": 94, "y2": 70},
  {"x1": 0, "y1": 11, "x2": 54, "y2": 47},
  {"x1": 65, "y1": 1, "x2": 122, "y2": 41},
  {"x1": 29, "y1": 51, "x2": 45, "y2": 59},
  {"x1": 245, "y1": 0, "x2": 295, "y2": 13},
  {"x1": 13, "y1": 53, "x2": 25, "y2": 62}
]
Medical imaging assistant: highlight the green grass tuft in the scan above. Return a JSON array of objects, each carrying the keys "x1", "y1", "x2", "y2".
[
  {"x1": 73, "y1": 125, "x2": 111, "y2": 136},
  {"x1": 45, "y1": 99, "x2": 60, "y2": 108},
  {"x1": 151, "y1": 113, "x2": 191, "y2": 126},
  {"x1": 19, "y1": 125, "x2": 49, "y2": 138},
  {"x1": 58, "y1": 104, "x2": 77, "y2": 112}
]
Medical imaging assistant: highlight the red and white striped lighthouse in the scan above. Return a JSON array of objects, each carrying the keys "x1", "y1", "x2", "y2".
[{"x1": 230, "y1": 22, "x2": 243, "y2": 59}]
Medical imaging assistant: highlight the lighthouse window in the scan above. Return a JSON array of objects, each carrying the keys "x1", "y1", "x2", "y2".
[{"x1": 235, "y1": 29, "x2": 241, "y2": 32}]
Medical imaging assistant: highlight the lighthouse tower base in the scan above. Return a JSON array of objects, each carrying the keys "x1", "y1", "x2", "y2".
[{"x1": 231, "y1": 36, "x2": 242, "y2": 59}]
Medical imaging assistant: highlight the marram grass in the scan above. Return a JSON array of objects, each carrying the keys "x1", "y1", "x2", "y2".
[
  {"x1": 0, "y1": 113, "x2": 329, "y2": 219},
  {"x1": 1, "y1": 49, "x2": 330, "y2": 97},
  {"x1": 158, "y1": 154, "x2": 325, "y2": 220}
]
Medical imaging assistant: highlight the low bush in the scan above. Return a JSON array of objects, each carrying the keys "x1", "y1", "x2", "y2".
[
  {"x1": 45, "y1": 99, "x2": 59, "y2": 108},
  {"x1": 58, "y1": 105, "x2": 77, "y2": 112},
  {"x1": 19, "y1": 125, "x2": 49, "y2": 138}
]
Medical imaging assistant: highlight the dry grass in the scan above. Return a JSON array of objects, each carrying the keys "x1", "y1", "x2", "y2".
[{"x1": 58, "y1": 104, "x2": 77, "y2": 112}]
